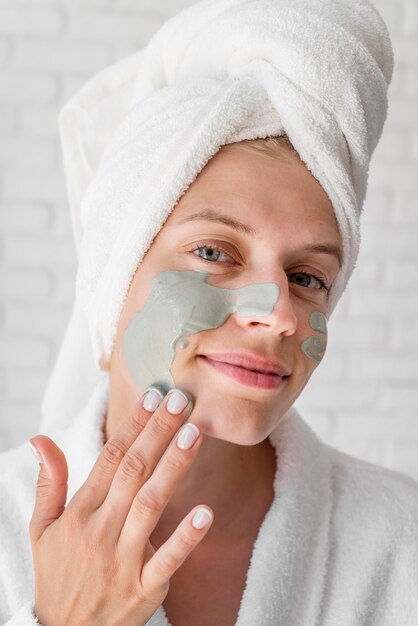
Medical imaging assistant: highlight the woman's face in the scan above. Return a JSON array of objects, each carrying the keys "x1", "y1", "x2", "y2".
[{"x1": 109, "y1": 143, "x2": 342, "y2": 444}]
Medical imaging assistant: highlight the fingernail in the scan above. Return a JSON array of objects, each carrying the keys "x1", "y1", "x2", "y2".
[
  {"x1": 28, "y1": 439, "x2": 43, "y2": 465},
  {"x1": 177, "y1": 423, "x2": 200, "y2": 450},
  {"x1": 166, "y1": 389, "x2": 190, "y2": 415},
  {"x1": 191, "y1": 507, "x2": 213, "y2": 529},
  {"x1": 142, "y1": 387, "x2": 164, "y2": 412}
]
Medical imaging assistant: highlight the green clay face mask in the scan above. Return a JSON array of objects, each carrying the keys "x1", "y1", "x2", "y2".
[
  {"x1": 122, "y1": 269, "x2": 280, "y2": 394},
  {"x1": 300, "y1": 311, "x2": 328, "y2": 363}
]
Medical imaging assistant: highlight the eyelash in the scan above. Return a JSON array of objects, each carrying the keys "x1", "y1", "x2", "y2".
[{"x1": 188, "y1": 241, "x2": 330, "y2": 292}]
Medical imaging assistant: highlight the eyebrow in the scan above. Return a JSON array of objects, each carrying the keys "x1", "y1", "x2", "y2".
[
  {"x1": 177, "y1": 208, "x2": 257, "y2": 236},
  {"x1": 176, "y1": 208, "x2": 343, "y2": 269}
]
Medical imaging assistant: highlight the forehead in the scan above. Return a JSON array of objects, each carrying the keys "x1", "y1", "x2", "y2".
[{"x1": 172, "y1": 143, "x2": 341, "y2": 243}]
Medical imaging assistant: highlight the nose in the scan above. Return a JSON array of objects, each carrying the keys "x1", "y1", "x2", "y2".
[{"x1": 233, "y1": 277, "x2": 298, "y2": 337}]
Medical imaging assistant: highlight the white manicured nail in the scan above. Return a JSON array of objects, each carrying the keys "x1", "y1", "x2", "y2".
[
  {"x1": 166, "y1": 389, "x2": 189, "y2": 414},
  {"x1": 28, "y1": 440, "x2": 42, "y2": 465},
  {"x1": 177, "y1": 423, "x2": 200, "y2": 450},
  {"x1": 192, "y1": 507, "x2": 213, "y2": 529},
  {"x1": 142, "y1": 388, "x2": 164, "y2": 412}
]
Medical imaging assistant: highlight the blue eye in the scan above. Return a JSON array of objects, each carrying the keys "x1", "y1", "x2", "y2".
[
  {"x1": 188, "y1": 242, "x2": 329, "y2": 292},
  {"x1": 289, "y1": 272, "x2": 329, "y2": 291},
  {"x1": 190, "y1": 243, "x2": 234, "y2": 264}
]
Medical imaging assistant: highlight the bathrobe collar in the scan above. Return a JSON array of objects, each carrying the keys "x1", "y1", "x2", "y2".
[{"x1": 54, "y1": 372, "x2": 333, "y2": 626}]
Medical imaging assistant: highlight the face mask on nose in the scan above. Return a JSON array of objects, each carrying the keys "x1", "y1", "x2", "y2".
[{"x1": 121, "y1": 269, "x2": 280, "y2": 394}]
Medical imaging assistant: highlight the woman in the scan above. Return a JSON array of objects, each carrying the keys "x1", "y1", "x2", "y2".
[{"x1": 1, "y1": 0, "x2": 417, "y2": 625}]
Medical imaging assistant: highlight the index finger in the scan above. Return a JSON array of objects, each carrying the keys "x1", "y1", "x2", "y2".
[{"x1": 68, "y1": 386, "x2": 166, "y2": 512}]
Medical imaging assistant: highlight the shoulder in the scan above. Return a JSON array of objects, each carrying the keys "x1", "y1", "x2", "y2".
[
  {"x1": 330, "y1": 445, "x2": 418, "y2": 504},
  {"x1": 327, "y1": 445, "x2": 418, "y2": 539}
]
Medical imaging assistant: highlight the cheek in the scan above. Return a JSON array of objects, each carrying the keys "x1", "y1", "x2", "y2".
[
  {"x1": 299, "y1": 310, "x2": 328, "y2": 365},
  {"x1": 118, "y1": 268, "x2": 282, "y2": 396},
  {"x1": 301, "y1": 335, "x2": 328, "y2": 363}
]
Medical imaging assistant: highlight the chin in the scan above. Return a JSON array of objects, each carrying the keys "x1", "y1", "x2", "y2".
[{"x1": 188, "y1": 397, "x2": 283, "y2": 445}]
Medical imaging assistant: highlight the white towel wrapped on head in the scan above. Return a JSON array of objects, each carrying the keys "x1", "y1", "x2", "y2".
[{"x1": 40, "y1": 0, "x2": 393, "y2": 433}]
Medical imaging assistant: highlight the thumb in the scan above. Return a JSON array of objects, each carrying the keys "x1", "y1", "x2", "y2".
[{"x1": 28, "y1": 435, "x2": 69, "y2": 543}]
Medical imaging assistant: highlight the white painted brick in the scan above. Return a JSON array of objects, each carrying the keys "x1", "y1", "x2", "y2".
[
  {"x1": 3, "y1": 303, "x2": 72, "y2": 340},
  {"x1": 0, "y1": 402, "x2": 42, "y2": 443},
  {"x1": 404, "y1": 66, "x2": 418, "y2": 98},
  {"x1": 374, "y1": 127, "x2": 407, "y2": 160},
  {"x1": 362, "y1": 188, "x2": 393, "y2": 218},
  {"x1": 402, "y1": 1, "x2": 418, "y2": 34},
  {"x1": 3, "y1": 167, "x2": 65, "y2": 202},
  {"x1": 0, "y1": 337, "x2": 51, "y2": 368},
  {"x1": 13, "y1": 39, "x2": 109, "y2": 73},
  {"x1": 3, "y1": 236, "x2": 76, "y2": 271},
  {"x1": 385, "y1": 258, "x2": 418, "y2": 287},
  {"x1": 368, "y1": 160, "x2": 417, "y2": 190},
  {"x1": 391, "y1": 444, "x2": 418, "y2": 482},
  {"x1": 305, "y1": 352, "x2": 346, "y2": 383},
  {"x1": 395, "y1": 190, "x2": 418, "y2": 222},
  {"x1": 359, "y1": 225, "x2": 418, "y2": 256},
  {"x1": 0, "y1": 202, "x2": 51, "y2": 232},
  {"x1": 0, "y1": 433, "x2": 12, "y2": 453},
  {"x1": 348, "y1": 288, "x2": 418, "y2": 317},
  {"x1": 0, "y1": 422, "x2": 22, "y2": 452},
  {"x1": 0, "y1": 7, "x2": 63, "y2": 37},
  {"x1": 6, "y1": 367, "x2": 50, "y2": 401},
  {"x1": 50, "y1": 202, "x2": 73, "y2": 237},
  {"x1": 111, "y1": 42, "x2": 150, "y2": 61},
  {"x1": 112, "y1": 0, "x2": 194, "y2": 16},
  {"x1": 59, "y1": 74, "x2": 96, "y2": 105},
  {"x1": 0, "y1": 270, "x2": 52, "y2": 300},
  {"x1": 67, "y1": 9, "x2": 161, "y2": 43},
  {"x1": 0, "y1": 36, "x2": 9, "y2": 65},
  {"x1": 411, "y1": 130, "x2": 418, "y2": 160},
  {"x1": 70, "y1": 0, "x2": 111, "y2": 6},
  {"x1": 386, "y1": 99, "x2": 418, "y2": 129},
  {"x1": 391, "y1": 317, "x2": 418, "y2": 349},
  {"x1": 19, "y1": 105, "x2": 59, "y2": 138},
  {"x1": 372, "y1": 1, "x2": 402, "y2": 31},
  {"x1": 332, "y1": 434, "x2": 393, "y2": 469},
  {"x1": 344, "y1": 256, "x2": 382, "y2": 286},
  {"x1": 294, "y1": 408, "x2": 334, "y2": 440},
  {"x1": 378, "y1": 386, "x2": 418, "y2": 410},
  {"x1": 52, "y1": 273, "x2": 76, "y2": 304},
  {"x1": 349, "y1": 352, "x2": 418, "y2": 381},
  {"x1": 334, "y1": 412, "x2": 394, "y2": 440},
  {"x1": 328, "y1": 318, "x2": 389, "y2": 349},
  {"x1": 0, "y1": 72, "x2": 56, "y2": 104},
  {"x1": 392, "y1": 37, "x2": 418, "y2": 64},
  {"x1": 0, "y1": 137, "x2": 55, "y2": 168},
  {"x1": 0, "y1": 367, "x2": 7, "y2": 397},
  {"x1": 0, "y1": 102, "x2": 16, "y2": 134},
  {"x1": 298, "y1": 383, "x2": 377, "y2": 409}
]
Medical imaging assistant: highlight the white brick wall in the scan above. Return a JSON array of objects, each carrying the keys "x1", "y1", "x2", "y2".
[{"x1": 1, "y1": 0, "x2": 417, "y2": 480}]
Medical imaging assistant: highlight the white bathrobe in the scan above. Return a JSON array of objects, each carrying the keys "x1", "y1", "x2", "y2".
[{"x1": 1, "y1": 373, "x2": 418, "y2": 625}]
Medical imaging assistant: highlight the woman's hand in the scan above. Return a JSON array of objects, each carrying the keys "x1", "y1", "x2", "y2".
[{"x1": 28, "y1": 387, "x2": 213, "y2": 626}]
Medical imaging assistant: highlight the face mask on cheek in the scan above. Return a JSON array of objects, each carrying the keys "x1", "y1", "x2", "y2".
[
  {"x1": 121, "y1": 269, "x2": 281, "y2": 395},
  {"x1": 300, "y1": 311, "x2": 328, "y2": 363}
]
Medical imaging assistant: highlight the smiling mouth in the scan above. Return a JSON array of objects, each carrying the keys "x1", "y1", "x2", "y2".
[{"x1": 196, "y1": 355, "x2": 289, "y2": 390}]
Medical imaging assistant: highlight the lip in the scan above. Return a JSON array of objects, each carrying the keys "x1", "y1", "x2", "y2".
[
  {"x1": 199, "y1": 352, "x2": 291, "y2": 377},
  {"x1": 197, "y1": 354, "x2": 290, "y2": 390}
]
